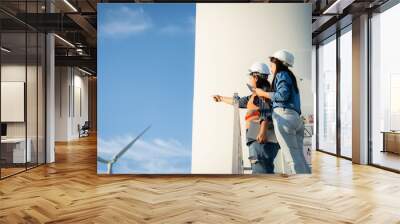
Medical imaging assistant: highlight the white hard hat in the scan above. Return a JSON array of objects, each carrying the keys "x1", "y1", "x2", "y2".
[
  {"x1": 269, "y1": 49, "x2": 294, "y2": 67},
  {"x1": 247, "y1": 62, "x2": 270, "y2": 78}
]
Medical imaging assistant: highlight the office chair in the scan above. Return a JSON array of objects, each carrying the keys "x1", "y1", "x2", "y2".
[{"x1": 78, "y1": 121, "x2": 90, "y2": 138}]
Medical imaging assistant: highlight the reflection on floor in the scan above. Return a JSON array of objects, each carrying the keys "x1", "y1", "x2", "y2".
[
  {"x1": 0, "y1": 134, "x2": 400, "y2": 223},
  {"x1": 0, "y1": 167, "x2": 25, "y2": 178},
  {"x1": 373, "y1": 151, "x2": 400, "y2": 171},
  {"x1": 0, "y1": 163, "x2": 42, "y2": 178}
]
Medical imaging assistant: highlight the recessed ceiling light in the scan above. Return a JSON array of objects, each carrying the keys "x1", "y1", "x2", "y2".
[
  {"x1": 78, "y1": 67, "x2": 93, "y2": 76},
  {"x1": 54, "y1": 34, "x2": 75, "y2": 48},
  {"x1": 1, "y1": 47, "x2": 11, "y2": 53},
  {"x1": 323, "y1": 0, "x2": 343, "y2": 14},
  {"x1": 63, "y1": 0, "x2": 78, "y2": 12}
]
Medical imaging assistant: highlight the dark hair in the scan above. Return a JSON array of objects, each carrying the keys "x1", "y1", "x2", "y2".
[
  {"x1": 250, "y1": 73, "x2": 271, "y2": 104},
  {"x1": 270, "y1": 57, "x2": 299, "y2": 93},
  {"x1": 251, "y1": 73, "x2": 272, "y2": 91}
]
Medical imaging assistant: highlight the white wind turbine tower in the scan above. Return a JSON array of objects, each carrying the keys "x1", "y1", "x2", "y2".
[{"x1": 97, "y1": 125, "x2": 151, "y2": 174}]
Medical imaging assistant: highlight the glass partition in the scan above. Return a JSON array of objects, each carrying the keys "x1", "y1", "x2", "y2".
[
  {"x1": 38, "y1": 32, "x2": 45, "y2": 165},
  {"x1": 1, "y1": 31, "x2": 28, "y2": 177},
  {"x1": 370, "y1": 3, "x2": 400, "y2": 171},
  {"x1": 0, "y1": 1, "x2": 46, "y2": 179},
  {"x1": 317, "y1": 35, "x2": 337, "y2": 154},
  {"x1": 27, "y1": 31, "x2": 38, "y2": 169}
]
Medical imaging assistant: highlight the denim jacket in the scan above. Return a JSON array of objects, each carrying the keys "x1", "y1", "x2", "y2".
[
  {"x1": 271, "y1": 71, "x2": 301, "y2": 115},
  {"x1": 236, "y1": 86, "x2": 272, "y2": 123}
]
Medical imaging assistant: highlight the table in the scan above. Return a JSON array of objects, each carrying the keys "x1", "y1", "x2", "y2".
[
  {"x1": 1, "y1": 138, "x2": 32, "y2": 163},
  {"x1": 381, "y1": 131, "x2": 400, "y2": 154}
]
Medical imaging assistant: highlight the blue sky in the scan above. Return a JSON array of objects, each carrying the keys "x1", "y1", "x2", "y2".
[{"x1": 97, "y1": 4, "x2": 195, "y2": 174}]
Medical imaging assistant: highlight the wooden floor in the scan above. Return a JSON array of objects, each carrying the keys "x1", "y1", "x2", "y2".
[
  {"x1": 1, "y1": 134, "x2": 400, "y2": 224},
  {"x1": 0, "y1": 167, "x2": 26, "y2": 178},
  {"x1": 1, "y1": 163, "x2": 44, "y2": 178},
  {"x1": 372, "y1": 151, "x2": 400, "y2": 171}
]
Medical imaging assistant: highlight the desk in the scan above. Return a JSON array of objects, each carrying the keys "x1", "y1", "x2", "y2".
[
  {"x1": 1, "y1": 138, "x2": 31, "y2": 163},
  {"x1": 382, "y1": 131, "x2": 400, "y2": 154},
  {"x1": 303, "y1": 124, "x2": 313, "y2": 165}
]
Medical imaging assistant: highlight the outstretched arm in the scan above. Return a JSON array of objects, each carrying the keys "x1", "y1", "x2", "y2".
[
  {"x1": 213, "y1": 95, "x2": 250, "y2": 109},
  {"x1": 213, "y1": 95, "x2": 234, "y2": 105}
]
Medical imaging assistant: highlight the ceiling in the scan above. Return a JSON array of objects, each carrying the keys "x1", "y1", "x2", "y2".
[
  {"x1": 0, "y1": 0, "x2": 393, "y2": 74},
  {"x1": 1, "y1": 0, "x2": 98, "y2": 74}
]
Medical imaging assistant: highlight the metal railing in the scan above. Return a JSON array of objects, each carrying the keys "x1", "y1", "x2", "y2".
[{"x1": 232, "y1": 92, "x2": 244, "y2": 174}]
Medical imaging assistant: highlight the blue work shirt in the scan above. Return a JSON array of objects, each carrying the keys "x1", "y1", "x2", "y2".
[
  {"x1": 235, "y1": 94, "x2": 276, "y2": 145},
  {"x1": 271, "y1": 71, "x2": 301, "y2": 115},
  {"x1": 236, "y1": 86, "x2": 272, "y2": 123}
]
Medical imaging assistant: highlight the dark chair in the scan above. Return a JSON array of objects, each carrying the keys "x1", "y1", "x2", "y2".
[{"x1": 78, "y1": 121, "x2": 90, "y2": 138}]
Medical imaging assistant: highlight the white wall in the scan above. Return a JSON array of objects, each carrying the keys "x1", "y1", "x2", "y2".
[
  {"x1": 55, "y1": 67, "x2": 68, "y2": 141},
  {"x1": 55, "y1": 67, "x2": 89, "y2": 141},
  {"x1": 72, "y1": 73, "x2": 89, "y2": 138},
  {"x1": 191, "y1": 3, "x2": 312, "y2": 174},
  {"x1": 1, "y1": 65, "x2": 42, "y2": 138},
  {"x1": 1, "y1": 66, "x2": 26, "y2": 126},
  {"x1": 1, "y1": 82, "x2": 25, "y2": 122}
]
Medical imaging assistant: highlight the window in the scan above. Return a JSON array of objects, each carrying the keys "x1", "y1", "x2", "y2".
[
  {"x1": 339, "y1": 28, "x2": 352, "y2": 158},
  {"x1": 370, "y1": 3, "x2": 400, "y2": 171},
  {"x1": 317, "y1": 36, "x2": 337, "y2": 154}
]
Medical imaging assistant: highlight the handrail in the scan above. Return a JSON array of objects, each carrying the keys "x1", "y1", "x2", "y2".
[{"x1": 232, "y1": 93, "x2": 244, "y2": 174}]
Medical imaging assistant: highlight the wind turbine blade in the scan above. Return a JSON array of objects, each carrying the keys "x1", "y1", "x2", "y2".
[
  {"x1": 97, "y1": 156, "x2": 109, "y2": 164},
  {"x1": 113, "y1": 125, "x2": 151, "y2": 162}
]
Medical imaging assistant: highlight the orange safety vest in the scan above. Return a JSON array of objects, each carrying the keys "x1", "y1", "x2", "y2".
[{"x1": 245, "y1": 94, "x2": 261, "y2": 129}]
